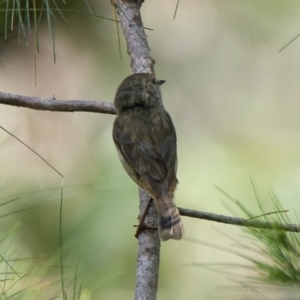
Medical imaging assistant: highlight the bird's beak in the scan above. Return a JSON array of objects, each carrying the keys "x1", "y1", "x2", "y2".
[{"x1": 156, "y1": 80, "x2": 166, "y2": 85}]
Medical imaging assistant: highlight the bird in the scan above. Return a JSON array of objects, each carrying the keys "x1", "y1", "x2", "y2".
[{"x1": 112, "y1": 73, "x2": 183, "y2": 241}]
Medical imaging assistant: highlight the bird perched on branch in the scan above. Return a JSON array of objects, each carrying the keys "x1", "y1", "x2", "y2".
[{"x1": 112, "y1": 73, "x2": 183, "y2": 241}]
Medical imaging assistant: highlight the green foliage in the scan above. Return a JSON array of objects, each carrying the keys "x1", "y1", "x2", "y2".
[
  {"x1": 223, "y1": 181, "x2": 300, "y2": 282},
  {"x1": 236, "y1": 186, "x2": 300, "y2": 286},
  {"x1": 0, "y1": 0, "x2": 118, "y2": 61},
  {"x1": 189, "y1": 182, "x2": 300, "y2": 298}
]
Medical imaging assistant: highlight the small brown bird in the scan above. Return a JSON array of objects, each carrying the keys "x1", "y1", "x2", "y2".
[{"x1": 112, "y1": 73, "x2": 183, "y2": 241}]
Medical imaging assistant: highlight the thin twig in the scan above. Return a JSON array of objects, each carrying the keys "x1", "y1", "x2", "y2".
[
  {"x1": 179, "y1": 207, "x2": 300, "y2": 233},
  {"x1": 0, "y1": 92, "x2": 116, "y2": 115},
  {"x1": 0, "y1": 126, "x2": 63, "y2": 177},
  {"x1": 59, "y1": 183, "x2": 66, "y2": 299}
]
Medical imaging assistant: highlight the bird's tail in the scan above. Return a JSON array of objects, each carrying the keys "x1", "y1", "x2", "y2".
[{"x1": 155, "y1": 194, "x2": 184, "y2": 241}]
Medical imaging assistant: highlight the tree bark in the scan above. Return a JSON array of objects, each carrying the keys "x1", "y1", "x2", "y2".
[
  {"x1": 114, "y1": 1, "x2": 160, "y2": 299},
  {"x1": 0, "y1": 92, "x2": 115, "y2": 114}
]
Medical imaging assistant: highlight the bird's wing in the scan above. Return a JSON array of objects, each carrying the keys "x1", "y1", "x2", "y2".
[{"x1": 113, "y1": 111, "x2": 177, "y2": 198}]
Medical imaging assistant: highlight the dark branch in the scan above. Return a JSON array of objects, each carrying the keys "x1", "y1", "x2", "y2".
[
  {"x1": 0, "y1": 92, "x2": 116, "y2": 115},
  {"x1": 179, "y1": 207, "x2": 300, "y2": 232}
]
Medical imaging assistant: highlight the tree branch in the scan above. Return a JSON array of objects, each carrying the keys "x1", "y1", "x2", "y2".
[
  {"x1": 114, "y1": 0, "x2": 153, "y2": 74},
  {"x1": 179, "y1": 207, "x2": 300, "y2": 232},
  {"x1": 114, "y1": 1, "x2": 159, "y2": 300},
  {"x1": 135, "y1": 189, "x2": 160, "y2": 300},
  {"x1": 0, "y1": 92, "x2": 116, "y2": 114}
]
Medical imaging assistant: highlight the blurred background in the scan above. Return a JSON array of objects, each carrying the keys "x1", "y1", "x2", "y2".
[{"x1": 0, "y1": 0, "x2": 300, "y2": 299}]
